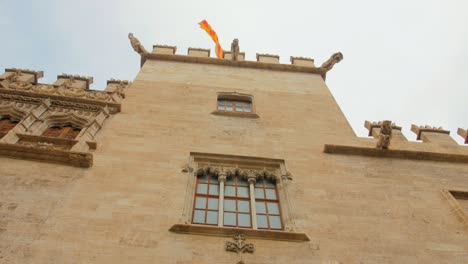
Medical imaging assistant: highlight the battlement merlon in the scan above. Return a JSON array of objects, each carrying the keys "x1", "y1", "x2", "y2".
[
  {"x1": 0, "y1": 68, "x2": 44, "y2": 84},
  {"x1": 458, "y1": 128, "x2": 468, "y2": 144},
  {"x1": 128, "y1": 33, "x2": 342, "y2": 80},
  {"x1": 411, "y1": 124, "x2": 457, "y2": 145},
  {"x1": 53, "y1": 74, "x2": 94, "y2": 90}
]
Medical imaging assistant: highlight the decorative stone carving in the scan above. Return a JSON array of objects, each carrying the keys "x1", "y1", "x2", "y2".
[
  {"x1": 196, "y1": 165, "x2": 277, "y2": 181},
  {"x1": 128, "y1": 33, "x2": 148, "y2": 55},
  {"x1": 320, "y1": 52, "x2": 343, "y2": 72},
  {"x1": 281, "y1": 171, "x2": 293, "y2": 181},
  {"x1": 181, "y1": 163, "x2": 193, "y2": 173},
  {"x1": 376, "y1": 120, "x2": 392, "y2": 149},
  {"x1": 231, "y1": 39, "x2": 240, "y2": 61},
  {"x1": 17, "y1": 141, "x2": 70, "y2": 151},
  {"x1": 225, "y1": 233, "x2": 254, "y2": 264}
]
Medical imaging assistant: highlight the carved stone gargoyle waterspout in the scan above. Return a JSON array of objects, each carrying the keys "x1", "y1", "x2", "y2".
[
  {"x1": 376, "y1": 120, "x2": 393, "y2": 149},
  {"x1": 320, "y1": 52, "x2": 343, "y2": 72},
  {"x1": 128, "y1": 33, "x2": 149, "y2": 56}
]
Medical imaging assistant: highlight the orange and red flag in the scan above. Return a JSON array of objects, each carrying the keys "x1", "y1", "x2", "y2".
[{"x1": 198, "y1": 20, "x2": 223, "y2": 58}]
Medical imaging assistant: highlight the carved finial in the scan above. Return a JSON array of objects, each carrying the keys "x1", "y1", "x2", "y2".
[
  {"x1": 128, "y1": 33, "x2": 148, "y2": 56},
  {"x1": 231, "y1": 39, "x2": 240, "y2": 61},
  {"x1": 376, "y1": 120, "x2": 392, "y2": 149},
  {"x1": 181, "y1": 164, "x2": 193, "y2": 173},
  {"x1": 320, "y1": 52, "x2": 343, "y2": 72}
]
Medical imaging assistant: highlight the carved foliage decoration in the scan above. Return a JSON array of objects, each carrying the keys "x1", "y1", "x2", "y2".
[
  {"x1": 42, "y1": 107, "x2": 97, "y2": 129},
  {"x1": 196, "y1": 165, "x2": 278, "y2": 181},
  {"x1": 225, "y1": 233, "x2": 254, "y2": 264},
  {"x1": 0, "y1": 100, "x2": 35, "y2": 121}
]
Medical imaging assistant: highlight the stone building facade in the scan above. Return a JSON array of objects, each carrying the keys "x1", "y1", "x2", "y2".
[{"x1": 0, "y1": 37, "x2": 467, "y2": 264}]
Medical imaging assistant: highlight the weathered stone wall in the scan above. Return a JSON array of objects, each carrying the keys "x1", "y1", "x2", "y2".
[{"x1": 0, "y1": 58, "x2": 467, "y2": 264}]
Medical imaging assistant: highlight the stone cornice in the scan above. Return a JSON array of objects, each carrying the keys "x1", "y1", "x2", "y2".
[
  {"x1": 323, "y1": 144, "x2": 468, "y2": 163},
  {"x1": 0, "y1": 85, "x2": 121, "y2": 113},
  {"x1": 142, "y1": 53, "x2": 326, "y2": 78},
  {"x1": 0, "y1": 141, "x2": 92, "y2": 167}
]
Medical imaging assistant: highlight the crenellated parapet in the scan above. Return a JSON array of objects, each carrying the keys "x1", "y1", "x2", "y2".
[
  {"x1": 324, "y1": 120, "x2": 468, "y2": 164},
  {"x1": 0, "y1": 68, "x2": 130, "y2": 167},
  {"x1": 127, "y1": 33, "x2": 342, "y2": 80}
]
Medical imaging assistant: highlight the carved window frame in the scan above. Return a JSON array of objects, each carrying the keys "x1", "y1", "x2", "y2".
[
  {"x1": 181, "y1": 152, "x2": 296, "y2": 232},
  {"x1": 211, "y1": 92, "x2": 259, "y2": 118}
]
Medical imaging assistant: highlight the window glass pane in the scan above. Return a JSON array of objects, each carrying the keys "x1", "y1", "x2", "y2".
[
  {"x1": 225, "y1": 186, "x2": 236, "y2": 197},
  {"x1": 193, "y1": 210, "x2": 205, "y2": 224},
  {"x1": 256, "y1": 215, "x2": 268, "y2": 229},
  {"x1": 197, "y1": 183, "x2": 208, "y2": 194},
  {"x1": 265, "y1": 180, "x2": 275, "y2": 188},
  {"x1": 267, "y1": 202, "x2": 279, "y2": 214},
  {"x1": 210, "y1": 175, "x2": 219, "y2": 184},
  {"x1": 244, "y1": 104, "x2": 252, "y2": 113},
  {"x1": 254, "y1": 179, "x2": 263, "y2": 187},
  {"x1": 195, "y1": 197, "x2": 206, "y2": 209},
  {"x1": 223, "y1": 212, "x2": 236, "y2": 226},
  {"x1": 208, "y1": 198, "x2": 219, "y2": 210},
  {"x1": 237, "y1": 187, "x2": 249, "y2": 198},
  {"x1": 269, "y1": 215, "x2": 282, "y2": 229},
  {"x1": 224, "y1": 199, "x2": 236, "y2": 211},
  {"x1": 206, "y1": 211, "x2": 218, "y2": 225},
  {"x1": 238, "y1": 200, "x2": 250, "y2": 213},
  {"x1": 225, "y1": 177, "x2": 235, "y2": 185},
  {"x1": 238, "y1": 213, "x2": 251, "y2": 227},
  {"x1": 255, "y1": 202, "x2": 266, "y2": 214},
  {"x1": 209, "y1": 184, "x2": 219, "y2": 195},
  {"x1": 235, "y1": 104, "x2": 243, "y2": 112},
  {"x1": 198, "y1": 174, "x2": 208, "y2": 183},
  {"x1": 254, "y1": 188, "x2": 265, "y2": 199},
  {"x1": 237, "y1": 178, "x2": 248, "y2": 186},
  {"x1": 226, "y1": 102, "x2": 233, "y2": 111},
  {"x1": 217, "y1": 101, "x2": 225, "y2": 110},
  {"x1": 265, "y1": 189, "x2": 277, "y2": 200}
]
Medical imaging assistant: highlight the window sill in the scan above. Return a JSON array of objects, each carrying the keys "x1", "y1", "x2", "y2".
[
  {"x1": 0, "y1": 141, "x2": 92, "y2": 167},
  {"x1": 169, "y1": 224, "x2": 310, "y2": 242},
  {"x1": 211, "y1": 110, "x2": 259, "y2": 119}
]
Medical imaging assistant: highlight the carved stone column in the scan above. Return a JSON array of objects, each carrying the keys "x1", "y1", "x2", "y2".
[
  {"x1": 247, "y1": 176, "x2": 257, "y2": 229},
  {"x1": 218, "y1": 172, "x2": 226, "y2": 227}
]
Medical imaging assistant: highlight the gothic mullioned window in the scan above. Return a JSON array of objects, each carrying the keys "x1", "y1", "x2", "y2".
[
  {"x1": 42, "y1": 125, "x2": 81, "y2": 140},
  {"x1": 191, "y1": 166, "x2": 283, "y2": 230},
  {"x1": 172, "y1": 153, "x2": 310, "y2": 241}
]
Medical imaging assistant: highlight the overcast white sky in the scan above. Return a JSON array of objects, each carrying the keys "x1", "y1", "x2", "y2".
[{"x1": 1, "y1": 0, "x2": 467, "y2": 142}]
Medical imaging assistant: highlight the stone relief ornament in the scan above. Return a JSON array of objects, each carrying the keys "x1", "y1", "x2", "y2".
[
  {"x1": 320, "y1": 52, "x2": 343, "y2": 72},
  {"x1": 128, "y1": 33, "x2": 149, "y2": 55},
  {"x1": 225, "y1": 233, "x2": 254, "y2": 264},
  {"x1": 231, "y1": 39, "x2": 240, "y2": 61},
  {"x1": 376, "y1": 120, "x2": 392, "y2": 149}
]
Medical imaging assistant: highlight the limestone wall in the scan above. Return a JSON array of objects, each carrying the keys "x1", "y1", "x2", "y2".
[{"x1": 1, "y1": 58, "x2": 467, "y2": 264}]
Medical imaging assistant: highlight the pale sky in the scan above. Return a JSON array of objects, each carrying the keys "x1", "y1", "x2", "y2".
[{"x1": 1, "y1": 0, "x2": 467, "y2": 142}]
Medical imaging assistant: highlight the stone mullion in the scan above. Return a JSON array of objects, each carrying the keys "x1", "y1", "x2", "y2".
[
  {"x1": 217, "y1": 173, "x2": 226, "y2": 227},
  {"x1": 248, "y1": 176, "x2": 258, "y2": 229}
]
